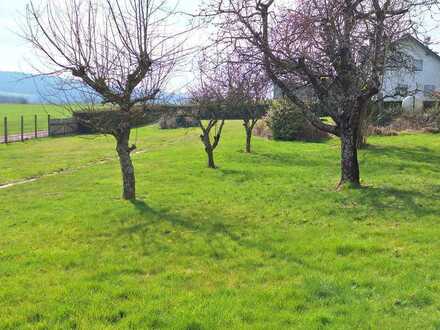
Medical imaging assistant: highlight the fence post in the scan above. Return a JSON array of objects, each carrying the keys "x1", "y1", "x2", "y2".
[
  {"x1": 48, "y1": 114, "x2": 51, "y2": 137},
  {"x1": 21, "y1": 116, "x2": 24, "y2": 142},
  {"x1": 4, "y1": 117, "x2": 7, "y2": 144},
  {"x1": 34, "y1": 115, "x2": 37, "y2": 139}
]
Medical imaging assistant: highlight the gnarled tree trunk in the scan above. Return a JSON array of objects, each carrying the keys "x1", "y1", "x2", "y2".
[
  {"x1": 243, "y1": 119, "x2": 258, "y2": 153},
  {"x1": 356, "y1": 103, "x2": 372, "y2": 149},
  {"x1": 205, "y1": 143, "x2": 216, "y2": 168},
  {"x1": 199, "y1": 119, "x2": 225, "y2": 169},
  {"x1": 115, "y1": 128, "x2": 136, "y2": 200},
  {"x1": 245, "y1": 129, "x2": 252, "y2": 153},
  {"x1": 338, "y1": 117, "x2": 360, "y2": 188},
  {"x1": 201, "y1": 131, "x2": 216, "y2": 168}
]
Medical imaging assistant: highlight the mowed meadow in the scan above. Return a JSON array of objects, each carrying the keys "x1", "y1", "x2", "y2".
[
  {"x1": 0, "y1": 104, "x2": 70, "y2": 136},
  {"x1": 1, "y1": 111, "x2": 440, "y2": 329}
]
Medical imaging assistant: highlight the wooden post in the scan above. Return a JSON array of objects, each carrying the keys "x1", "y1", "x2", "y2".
[
  {"x1": 34, "y1": 115, "x2": 37, "y2": 138},
  {"x1": 4, "y1": 117, "x2": 7, "y2": 144},
  {"x1": 21, "y1": 116, "x2": 24, "y2": 142},
  {"x1": 48, "y1": 114, "x2": 51, "y2": 137}
]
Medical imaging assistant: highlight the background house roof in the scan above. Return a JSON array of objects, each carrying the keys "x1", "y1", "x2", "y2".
[{"x1": 398, "y1": 34, "x2": 440, "y2": 62}]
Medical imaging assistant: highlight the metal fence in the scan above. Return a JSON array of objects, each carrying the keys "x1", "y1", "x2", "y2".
[
  {"x1": 0, "y1": 115, "x2": 79, "y2": 144},
  {"x1": 1, "y1": 115, "x2": 50, "y2": 143}
]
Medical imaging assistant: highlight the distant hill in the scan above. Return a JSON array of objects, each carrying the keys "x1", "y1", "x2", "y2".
[
  {"x1": 0, "y1": 71, "x2": 186, "y2": 105},
  {"x1": 0, "y1": 72, "x2": 39, "y2": 103},
  {"x1": 0, "y1": 71, "x2": 82, "y2": 104},
  {"x1": 0, "y1": 92, "x2": 29, "y2": 104}
]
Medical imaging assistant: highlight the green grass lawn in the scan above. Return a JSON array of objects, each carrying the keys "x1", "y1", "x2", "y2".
[
  {"x1": 1, "y1": 121, "x2": 440, "y2": 329},
  {"x1": 0, "y1": 104, "x2": 70, "y2": 136}
]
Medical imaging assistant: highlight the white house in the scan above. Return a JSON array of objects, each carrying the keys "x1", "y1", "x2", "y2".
[
  {"x1": 382, "y1": 35, "x2": 440, "y2": 105},
  {"x1": 273, "y1": 35, "x2": 440, "y2": 107}
]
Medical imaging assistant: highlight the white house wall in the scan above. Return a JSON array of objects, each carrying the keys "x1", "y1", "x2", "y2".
[{"x1": 382, "y1": 39, "x2": 440, "y2": 102}]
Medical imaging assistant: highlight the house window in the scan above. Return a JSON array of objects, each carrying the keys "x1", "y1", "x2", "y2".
[
  {"x1": 424, "y1": 85, "x2": 435, "y2": 97},
  {"x1": 395, "y1": 84, "x2": 409, "y2": 96},
  {"x1": 414, "y1": 59, "x2": 423, "y2": 71}
]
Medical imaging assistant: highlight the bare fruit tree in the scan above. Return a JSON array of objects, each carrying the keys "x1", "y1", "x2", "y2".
[
  {"x1": 203, "y1": 0, "x2": 439, "y2": 188},
  {"x1": 219, "y1": 56, "x2": 269, "y2": 153},
  {"x1": 199, "y1": 118, "x2": 225, "y2": 168},
  {"x1": 24, "y1": 0, "x2": 190, "y2": 200},
  {"x1": 189, "y1": 56, "x2": 226, "y2": 168},
  {"x1": 190, "y1": 49, "x2": 269, "y2": 163}
]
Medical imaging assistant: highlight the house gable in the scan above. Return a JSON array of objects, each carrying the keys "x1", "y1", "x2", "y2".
[{"x1": 382, "y1": 36, "x2": 440, "y2": 102}]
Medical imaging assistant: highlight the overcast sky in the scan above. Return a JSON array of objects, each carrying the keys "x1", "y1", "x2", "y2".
[
  {"x1": 1, "y1": 1, "x2": 439, "y2": 92},
  {"x1": 0, "y1": 0, "x2": 202, "y2": 92},
  {"x1": 0, "y1": 0, "x2": 31, "y2": 73},
  {"x1": 0, "y1": 0, "x2": 200, "y2": 72}
]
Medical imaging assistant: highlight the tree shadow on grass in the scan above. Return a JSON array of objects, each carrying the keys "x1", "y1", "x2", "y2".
[
  {"x1": 246, "y1": 143, "x2": 440, "y2": 174},
  {"x1": 351, "y1": 185, "x2": 440, "y2": 219},
  {"x1": 120, "y1": 200, "x2": 326, "y2": 273},
  {"x1": 217, "y1": 168, "x2": 263, "y2": 183},
  {"x1": 228, "y1": 151, "x2": 332, "y2": 169},
  {"x1": 365, "y1": 144, "x2": 440, "y2": 173}
]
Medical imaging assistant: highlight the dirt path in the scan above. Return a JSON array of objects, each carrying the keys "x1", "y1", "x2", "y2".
[
  {"x1": 0, "y1": 131, "x2": 196, "y2": 190},
  {"x1": 0, "y1": 131, "x2": 48, "y2": 144},
  {"x1": 0, "y1": 149, "x2": 149, "y2": 190}
]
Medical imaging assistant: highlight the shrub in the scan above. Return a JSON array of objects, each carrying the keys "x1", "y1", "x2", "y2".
[
  {"x1": 367, "y1": 126, "x2": 399, "y2": 137},
  {"x1": 367, "y1": 105, "x2": 440, "y2": 134},
  {"x1": 159, "y1": 114, "x2": 198, "y2": 129},
  {"x1": 253, "y1": 119, "x2": 273, "y2": 139},
  {"x1": 262, "y1": 99, "x2": 329, "y2": 141},
  {"x1": 369, "y1": 104, "x2": 403, "y2": 127},
  {"x1": 388, "y1": 107, "x2": 440, "y2": 132}
]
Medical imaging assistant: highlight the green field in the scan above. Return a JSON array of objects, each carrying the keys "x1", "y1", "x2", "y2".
[
  {"x1": 0, "y1": 104, "x2": 70, "y2": 136},
  {"x1": 1, "y1": 120, "x2": 440, "y2": 329}
]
